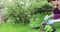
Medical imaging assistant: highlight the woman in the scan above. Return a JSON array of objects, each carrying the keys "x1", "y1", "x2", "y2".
[
  {"x1": 44, "y1": 0, "x2": 60, "y2": 25},
  {"x1": 44, "y1": 0, "x2": 60, "y2": 32}
]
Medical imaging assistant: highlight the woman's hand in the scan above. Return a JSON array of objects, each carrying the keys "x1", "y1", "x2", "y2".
[
  {"x1": 44, "y1": 15, "x2": 51, "y2": 21},
  {"x1": 48, "y1": 20, "x2": 56, "y2": 24}
]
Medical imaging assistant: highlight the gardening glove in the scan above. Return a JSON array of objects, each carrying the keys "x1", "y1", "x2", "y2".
[
  {"x1": 44, "y1": 15, "x2": 51, "y2": 21},
  {"x1": 48, "y1": 20, "x2": 56, "y2": 25}
]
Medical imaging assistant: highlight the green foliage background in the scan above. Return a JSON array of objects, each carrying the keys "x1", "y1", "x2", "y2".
[
  {"x1": 3, "y1": 0, "x2": 52, "y2": 24},
  {"x1": 0, "y1": 0, "x2": 53, "y2": 28}
]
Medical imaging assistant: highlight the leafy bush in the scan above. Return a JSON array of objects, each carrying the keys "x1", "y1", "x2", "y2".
[{"x1": 4, "y1": 0, "x2": 52, "y2": 24}]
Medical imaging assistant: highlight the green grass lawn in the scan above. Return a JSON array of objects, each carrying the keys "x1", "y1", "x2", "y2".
[
  {"x1": 0, "y1": 23, "x2": 41, "y2": 32},
  {"x1": 0, "y1": 23, "x2": 60, "y2": 32}
]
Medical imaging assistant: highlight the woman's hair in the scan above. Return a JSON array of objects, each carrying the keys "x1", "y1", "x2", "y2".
[{"x1": 48, "y1": 0, "x2": 55, "y2": 2}]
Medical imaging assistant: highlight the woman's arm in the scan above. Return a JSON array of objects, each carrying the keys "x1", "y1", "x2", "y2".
[
  {"x1": 49, "y1": 14, "x2": 54, "y2": 18},
  {"x1": 55, "y1": 19, "x2": 60, "y2": 22},
  {"x1": 44, "y1": 14, "x2": 54, "y2": 21}
]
